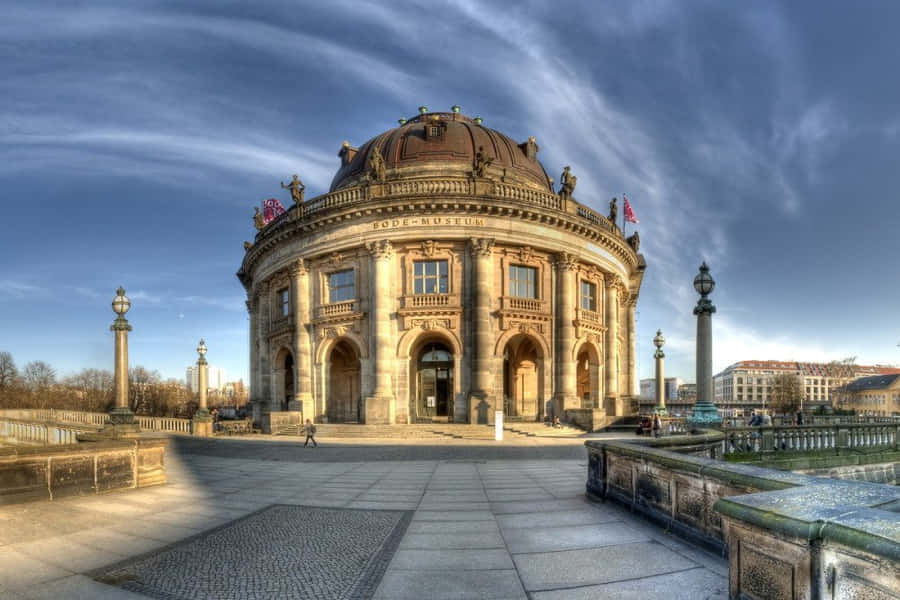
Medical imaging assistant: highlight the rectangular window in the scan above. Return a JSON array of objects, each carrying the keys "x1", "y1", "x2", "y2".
[
  {"x1": 580, "y1": 281, "x2": 597, "y2": 311},
  {"x1": 328, "y1": 269, "x2": 355, "y2": 303},
  {"x1": 278, "y1": 288, "x2": 290, "y2": 316},
  {"x1": 413, "y1": 260, "x2": 448, "y2": 294},
  {"x1": 509, "y1": 265, "x2": 537, "y2": 299}
]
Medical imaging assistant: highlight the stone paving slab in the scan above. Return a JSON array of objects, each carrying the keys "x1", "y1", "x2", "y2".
[
  {"x1": 502, "y1": 522, "x2": 648, "y2": 554},
  {"x1": 529, "y1": 567, "x2": 729, "y2": 600},
  {"x1": 373, "y1": 569, "x2": 527, "y2": 599},
  {"x1": 400, "y1": 531, "x2": 507, "y2": 550},
  {"x1": 512, "y1": 541, "x2": 700, "y2": 591},
  {"x1": 496, "y1": 508, "x2": 620, "y2": 529},
  {"x1": 389, "y1": 548, "x2": 515, "y2": 570}
]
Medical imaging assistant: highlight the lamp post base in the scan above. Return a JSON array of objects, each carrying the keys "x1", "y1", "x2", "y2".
[{"x1": 687, "y1": 402, "x2": 722, "y2": 429}]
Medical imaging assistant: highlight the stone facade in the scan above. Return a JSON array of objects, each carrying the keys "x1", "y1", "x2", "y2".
[{"x1": 238, "y1": 110, "x2": 645, "y2": 424}]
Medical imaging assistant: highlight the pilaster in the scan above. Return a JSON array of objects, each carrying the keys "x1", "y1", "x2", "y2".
[
  {"x1": 289, "y1": 258, "x2": 314, "y2": 418},
  {"x1": 555, "y1": 252, "x2": 579, "y2": 417},
  {"x1": 365, "y1": 240, "x2": 396, "y2": 424},
  {"x1": 604, "y1": 276, "x2": 620, "y2": 414},
  {"x1": 469, "y1": 237, "x2": 495, "y2": 424}
]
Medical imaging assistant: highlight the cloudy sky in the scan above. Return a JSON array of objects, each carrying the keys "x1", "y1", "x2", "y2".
[{"x1": 2, "y1": 1, "x2": 899, "y2": 385}]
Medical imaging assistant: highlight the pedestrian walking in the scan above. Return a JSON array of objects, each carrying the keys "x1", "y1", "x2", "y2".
[
  {"x1": 303, "y1": 419, "x2": 318, "y2": 447},
  {"x1": 652, "y1": 413, "x2": 662, "y2": 438}
]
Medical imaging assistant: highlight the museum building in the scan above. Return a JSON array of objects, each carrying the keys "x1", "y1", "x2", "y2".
[{"x1": 237, "y1": 108, "x2": 645, "y2": 425}]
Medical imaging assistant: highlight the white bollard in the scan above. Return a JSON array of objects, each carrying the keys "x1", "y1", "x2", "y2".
[{"x1": 495, "y1": 411, "x2": 504, "y2": 441}]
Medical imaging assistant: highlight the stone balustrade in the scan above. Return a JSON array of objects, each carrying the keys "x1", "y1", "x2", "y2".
[
  {"x1": 723, "y1": 422, "x2": 898, "y2": 456},
  {"x1": 0, "y1": 418, "x2": 92, "y2": 446},
  {"x1": 402, "y1": 294, "x2": 457, "y2": 309},
  {"x1": 0, "y1": 408, "x2": 107, "y2": 427},
  {"x1": 316, "y1": 300, "x2": 359, "y2": 319},
  {"x1": 585, "y1": 434, "x2": 900, "y2": 600},
  {"x1": 501, "y1": 296, "x2": 545, "y2": 313},
  {"x1": 136, "y1": 416, "x2": 193, "y2": 435}
]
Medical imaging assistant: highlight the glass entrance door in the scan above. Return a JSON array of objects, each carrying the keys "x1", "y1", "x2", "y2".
[{"x1": 417, "y1": 344, "x2": 453, "y2": 418}]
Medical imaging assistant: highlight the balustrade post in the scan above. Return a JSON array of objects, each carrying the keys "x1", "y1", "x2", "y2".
[{"x1": 836, "y1": 425, "x2": 850, "y2": 455}]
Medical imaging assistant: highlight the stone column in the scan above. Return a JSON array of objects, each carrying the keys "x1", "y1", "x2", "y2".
[
  {"x1": 604, "y1": 277, "x2": 619, "y2": 414},
  {"x1": 192, "y1": 340, "x2": 213, "y2": 436},
  {"x1": 365, "y1": 240, "x2": 395, "y2": 424},
  {"x1": 555, "y1": 252, "x2": 579, "y2": 418},
  {"x1": 469, "y1": 238, "x2": 495, "y2": 424},
  {"x1": 198, "y1": 357, "x2": 208, "y2": 413},
  {"x1": 289, "y1": 259, "x2": 314, "y2": 418},
  {"x1": 256, "y1": 283, "x2": 272, "y2": 412},
  {"x1": 246, "y1": 298, "x2": 257, "y2": 403},
  {"x1": 627, "y1": 303, "x2": 637, "y2": 398}
]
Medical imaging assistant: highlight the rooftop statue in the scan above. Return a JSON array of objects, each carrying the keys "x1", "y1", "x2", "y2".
[
  {"x1": 609, "y1": 197, "x2": 618, "y2": 224},
  {"x1": 253, "y1": 207, "x2": 265, "y2": 230},
  {"x1": 473, "y1": 146, "x2": 494, "y2": 178},
  {"x1": 627, "y1": 231, "x2": 640, "y2": 252},
  {"x1": 281, "y1": 174, "x2": 305, "y2": 205},
  {"x1": 369, "y1": 146, "x2": 386, "y2": 182},
  {"x1": 559, "y1": 166, "x2": 577, "y2": 198}
]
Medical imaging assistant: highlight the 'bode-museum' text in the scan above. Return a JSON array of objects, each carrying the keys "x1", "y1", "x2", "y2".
[{"x1": 373, "y1": 217, "x2": 486, "y2": 230}]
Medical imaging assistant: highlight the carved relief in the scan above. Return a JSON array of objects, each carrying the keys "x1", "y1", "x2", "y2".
[
  {"x1": 519, "y1": 246, "x2": 534, "y2": 263},
  {"x1": 557, "y1": 252, "x2": 579, "y2": 271},
  {"x1": 421, "y1": 240, "x2": 437, "y2": 257},
  {"x1": 412, "y1": 318, "x2": 451, "y2": 331},
  {"x1": 327, "y1": 252, "x2": 343, "y2": 269},
  {"x1": 319, "y1": 325, "x2": 348, "y2": 340},
  {"x1": 468, "y1": 237, "x2": 494, "y2": 257},
  {"x1": 366, "y1": 239, "x2": 394, "y2": 260},
  {"x1": 288, "y1": 258, "x2": 308, "y2": 276}
]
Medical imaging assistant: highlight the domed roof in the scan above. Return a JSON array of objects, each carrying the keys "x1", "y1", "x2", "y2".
[{"x1": 330, "y1": 109, "x2": 553, "y2": 193}]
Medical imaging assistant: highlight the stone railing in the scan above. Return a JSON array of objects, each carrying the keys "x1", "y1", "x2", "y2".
[
  {"x1": 0, "y1": 418, "x2": 94, "y2": 446},
  {"x1": 136, "y1": 416, "x2": 193, "y2": 435},
  {"x1": 585, "y1": 434, "x2": 900, "y2": 600},
  {"x1": 316, "y1": 300, "x2": 358, "y2": 319},
  {"x1": 492, "y1": 182, "x2": 561, "y2": 209},
  {"x1": 575, "y1": 307, "x2": 602, "y2": 325},
  {"x1": 723, "y1": 414, "x2": 900, "y2": 428},
  {"x1": 501, "y1": 296, "x2": 545, "y2": 313},
  {"x1": 402, "y1": 294, "x2": 458, "y2": 309},
  {"x1": 723, "y1": 422, "x2": 898, "y2": 456},
  {"x1": 266, "y1": 314, "x2": 292, "y2": 334},
  {"x1": 0, "y1": 438, "x2": 167, "y2": 505},
  {"x1": 303, "y1": 185, "x2": 364, "y2": 216},
  {"x1": 0, "y1": 408, "x2": 107, "y2": 427}
]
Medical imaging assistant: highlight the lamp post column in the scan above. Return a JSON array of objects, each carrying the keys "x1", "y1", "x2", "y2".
[
  {"x1": 290, "y1": 259, "x2": 313, "y2": 418},
  {"x1": 688, "y1": 262, "x2": 722, "y2": 428},
  {"x1": 365, "y1": 240, "x2": 395, "y2": 424},
  {"x1": 555, "y1": 253, "x2": 579, "y2": 418},
  {"x1": 108, "y1": 287, "x2": 137, "y2": 430},
  {"x1": 604, "y1": 277, "x2": 620, "y2": 414},
  {"x1": 653, "y1": 330, "x2": 667, "y2": 415},
  {"x1": 193, "y1": 339, "x2": 213, "y2": 436},
  {"x1": 469, "y1": 238, "x2": 495, "y2": 424}
]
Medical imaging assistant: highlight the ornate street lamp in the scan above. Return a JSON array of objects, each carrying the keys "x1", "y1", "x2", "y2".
[
  {"x1": 108, "y1": 287, "x2": 137, "y2": 428},
  {"x1": 194, "y1": 339, "x2": 211, "y2": 422},
  {"x1": 653, "y1": 329, "x2": 667, "y2": 415},
  {"x1": 688, "y1": 262, "x2": 722, "y2": 428}
]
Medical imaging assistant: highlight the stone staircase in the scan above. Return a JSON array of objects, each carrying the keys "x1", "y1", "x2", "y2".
[
  {"x1": 271, "y1": 422, "x2": 585, "y2": 440},
  {"x1": 502, "y1": 422, "x2": 586, "y2": 438}
]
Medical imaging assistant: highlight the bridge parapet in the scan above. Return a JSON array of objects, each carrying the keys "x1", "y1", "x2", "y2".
[{"x1": 586, "y1": 434, "x2": 900, "y2": 600}]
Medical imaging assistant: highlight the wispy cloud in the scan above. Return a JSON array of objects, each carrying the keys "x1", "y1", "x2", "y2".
[{"x1": 0, "y1": 280, "x2": 44, "y2": 298}]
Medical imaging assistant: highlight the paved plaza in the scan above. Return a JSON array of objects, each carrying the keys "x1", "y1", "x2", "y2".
[{"x1": 0, "y1": 436, "x2": 728, "y2": 599}]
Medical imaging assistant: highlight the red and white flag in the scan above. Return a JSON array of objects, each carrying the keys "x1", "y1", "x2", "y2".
[
  {"x1": 623, "y1": 194, "x2": 639, "y2": 223},
  {"x1": 262, "y1": 198, "x2": 286, "y2": 224}
]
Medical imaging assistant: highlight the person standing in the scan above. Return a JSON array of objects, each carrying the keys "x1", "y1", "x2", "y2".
[
  {"x1": 303, "y1": 419, "x2": 318, "y2": 448},
  {"x1": 796, "y1": 410, "x2": 804, "y2": 426},
  {"x1": 652, "y1": 413, "x2": 662, "y2": 438}
]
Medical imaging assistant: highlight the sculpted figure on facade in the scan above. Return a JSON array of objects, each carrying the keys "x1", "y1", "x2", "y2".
[
  {"x1": 281, "y1": 174, "x2": 305, "y2": 205},
  {"x1": 559, "y1": 166, "x2": 577, "y2": 198},
  {"x1": 627, "y1": 231, "x2": 640, "y2": 252},
  {"x1": 253, "y1": 207, "x2": 265, "y2": 230},
  {"x1": 473, "y1": 146, "x2": 494, "y2": 178},
  {"x1": 608, "y1": 197, "x2": 618, "y2": 225},
  {"x1": 368, "y1": 146, "x2": 386, "y2": 182}
]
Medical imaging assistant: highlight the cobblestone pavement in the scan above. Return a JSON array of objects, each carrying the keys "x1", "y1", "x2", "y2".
[
  {"x1": 0, "y1": 436, "x2": 728, "y2": 599},
  {"x1": 94, "y1": 506, "x2": 411, "y2": 600}
]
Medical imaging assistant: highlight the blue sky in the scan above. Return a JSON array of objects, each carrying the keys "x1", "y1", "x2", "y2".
[{"x1": 2, "y1": 1, "x2": 899, "y2": 385}]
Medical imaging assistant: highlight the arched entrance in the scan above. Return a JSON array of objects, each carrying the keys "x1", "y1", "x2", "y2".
[
  {"x1": 502, "y1": 335, "x2": 543, "y2": 419},
  {"x1": 414, "y1": 342, "x2": 454, "y2": 420},
  {"x1": 576, "y1": 343, "x2": 601, "y2": 408},
  {"x1": 283, "y1": 353, "x2": 295, "y2": 411},
  {"x1": 327, "y1": 340, "x2": 361, "y2": 423}
]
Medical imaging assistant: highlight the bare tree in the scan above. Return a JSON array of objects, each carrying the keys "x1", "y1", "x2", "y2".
[
  {"x1": 23, "y1": 361, "x2": 57, "y2": 408},
  {"x1": 64, "y1": 368, "x2": 114, "y2": 412},
  {"x1": 770, "y1": 373, "x2": 805, "y2": 415},
  {"x1": 0, "y1": 352, "x2": 17, "y2": 389}
]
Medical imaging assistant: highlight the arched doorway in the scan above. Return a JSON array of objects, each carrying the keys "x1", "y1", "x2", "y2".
[
  {"x1": 327, "y1": 340, "x2": 361, "y2": 423},
  {"x1": 576, "y1": 343, "x2": 601, "y2": 408},
  {"x1": 415, "y1": 342, "x2": 454, "y2": 420},
  {"x1": 283, "y1": 353, "x2": 295, "y2": 411},
  {"x1": 502, "y1": 335, "x2": 542, "y2": 419}
]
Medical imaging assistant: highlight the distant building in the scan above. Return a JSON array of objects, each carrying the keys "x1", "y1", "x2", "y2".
[
  {"x1": 713, "y1": 360, "x2": 899, "y2": 414},
  {"x1": 638, "y1": 377, "x2": 683, "y2": 413},
  {"x1": 185, "y1": 365, "x2": 227, "y2": 393},
  {"x1": 832, "y1": 374, "x2": 900, "y2": 416}
]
